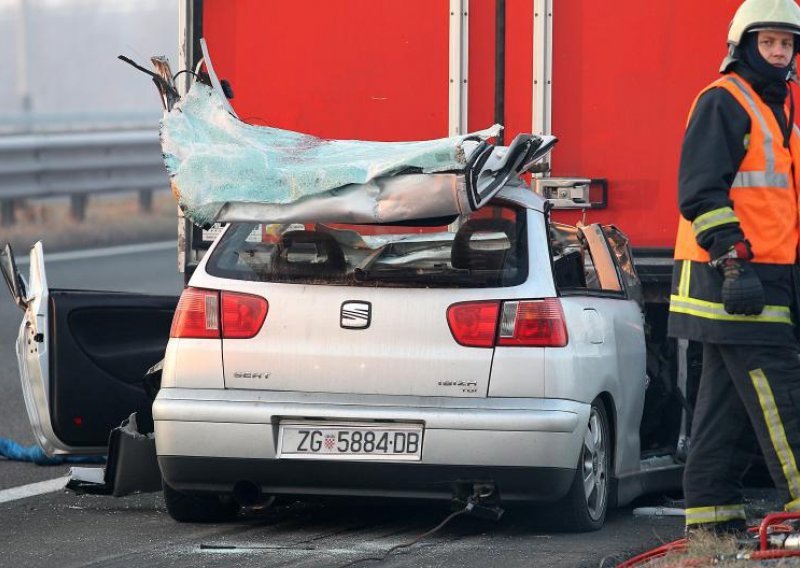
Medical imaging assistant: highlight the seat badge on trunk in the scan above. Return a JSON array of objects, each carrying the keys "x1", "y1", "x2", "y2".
[{"x1": 341, "y1": 301, "x2": 371, "y2": 329}]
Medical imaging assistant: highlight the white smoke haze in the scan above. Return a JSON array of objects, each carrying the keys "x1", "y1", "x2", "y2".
[{"x1": 0, "y1": 0, "x2": 177, "y2": 133}]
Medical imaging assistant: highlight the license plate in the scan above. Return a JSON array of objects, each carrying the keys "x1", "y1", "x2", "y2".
[{"x1": 277, "y1": 422, "x2": 423, "y2": 461}]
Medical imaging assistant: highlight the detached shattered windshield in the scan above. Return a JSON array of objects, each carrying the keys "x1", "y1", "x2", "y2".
[
  {"x1": 206, "y1": 205, "x2": 527, "y2": 289},
  {"x1": 130, "y1": 47, "x2": 554, "y2": 228},
  {"x1": 161, "y1": 83, "x2": 503, "y2": 227}
]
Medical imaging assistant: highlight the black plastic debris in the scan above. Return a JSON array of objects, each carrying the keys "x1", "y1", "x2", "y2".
[{"x1": 66, "y1": 412, "x2": 161, "y2": 497}]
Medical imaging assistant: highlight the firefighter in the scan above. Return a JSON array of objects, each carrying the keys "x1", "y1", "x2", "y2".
[{"x1": 669, "y1": 0, "x2": 800, "y2": 536}]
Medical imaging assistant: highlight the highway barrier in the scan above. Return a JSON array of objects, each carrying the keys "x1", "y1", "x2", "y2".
[{"x1": 0, "y1": 129, "x2": 169, "y2": 226}]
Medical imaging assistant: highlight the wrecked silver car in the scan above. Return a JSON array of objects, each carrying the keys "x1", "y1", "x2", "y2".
[{"x1": 1, "y1": 47, "x2": 685, "y2": 532}]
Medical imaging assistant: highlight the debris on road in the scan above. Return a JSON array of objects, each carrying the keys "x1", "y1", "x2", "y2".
[
  {"x1": 632, "y1": 507, "x2": 685, "y2": 517},
  {"x1": 65, "y1": 413, "x2": 161, "y2": 497}
]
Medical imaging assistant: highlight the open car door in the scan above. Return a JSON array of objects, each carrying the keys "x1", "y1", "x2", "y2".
[{"x1": 1, "y1": 243, "x2": 177, "y2": 456}]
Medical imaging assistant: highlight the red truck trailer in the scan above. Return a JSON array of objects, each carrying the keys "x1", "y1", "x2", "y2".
[
  {"x1": 181, "y1": 0, "x2": 748, "y2": 251},
  {"x1": 179, "y1": 0, "x2": 783, "y2": 314},
  {"x1": 175, "y1": 0, "x2": 763, "y2": 454}
]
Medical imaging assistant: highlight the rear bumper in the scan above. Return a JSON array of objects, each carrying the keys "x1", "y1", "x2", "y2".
[
  {"x1": 153, "y1": 388, "x2": 589, "y2": 501},
  {"x1": 159, "y1": 457, "x2": 575, "y2": 501}
]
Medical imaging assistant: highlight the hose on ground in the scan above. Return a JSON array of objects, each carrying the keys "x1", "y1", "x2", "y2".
[{"x1": 0, "y1": 437, "x2": 104, "y2": 465}]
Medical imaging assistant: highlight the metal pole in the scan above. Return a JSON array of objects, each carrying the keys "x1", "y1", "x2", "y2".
[
  {"x1": 177, "y1": 0, "x2": 199, "y2": 280},
  {"x1": 449, "y1": 0, "x2": 469, "y2": 136},
  {"x1": 494, "y1": 0, "x2": 506, "y2": 145},
  {"x1": 15, "y1": 0, "x2": 32, "y2": 132},
  {"x1": 532, "y1": 0, "x2": 553, "y2": 137}
]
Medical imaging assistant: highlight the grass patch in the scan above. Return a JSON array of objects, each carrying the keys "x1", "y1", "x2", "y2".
[{"x1": 638, "y1": 530, "x2": 800, "y2": 567}]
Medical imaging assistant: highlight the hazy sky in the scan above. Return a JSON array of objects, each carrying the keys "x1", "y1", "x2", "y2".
[{"x1": 1, "y1": 0, "x2": 178, "y2": 131}]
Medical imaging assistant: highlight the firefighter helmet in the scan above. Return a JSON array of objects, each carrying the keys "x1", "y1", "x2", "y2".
[
  {"x1": 728, "y1": 0, "x2": 800, "y2": 45},
  {"x1": 722, "y1": 0, "x2": 800, "y2": 71}
]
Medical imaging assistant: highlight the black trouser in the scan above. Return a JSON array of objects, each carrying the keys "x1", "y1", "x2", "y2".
[{"x1": 684, "y1": 342, "x2": 800, "y2": 527}]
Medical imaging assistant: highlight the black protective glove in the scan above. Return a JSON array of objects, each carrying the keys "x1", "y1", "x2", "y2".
[{"x1": 717, "y1": 258, "x2": 765, "y2": 315}]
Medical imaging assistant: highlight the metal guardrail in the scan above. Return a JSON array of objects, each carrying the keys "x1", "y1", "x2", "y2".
[
  {"x1": 0, "y1": 129, "x2": 169, "y2": 226},
  {"x1": 0, "y1": 111, "x2": 161, "y2": 136}
]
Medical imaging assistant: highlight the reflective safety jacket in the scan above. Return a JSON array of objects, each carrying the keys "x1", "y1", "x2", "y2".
[
  {"x1": 669, "y1": 71, "x2": 800, "y2": 346},
  {"x1": 674, "y1": 72, "x2": 800, "y2": 264}
]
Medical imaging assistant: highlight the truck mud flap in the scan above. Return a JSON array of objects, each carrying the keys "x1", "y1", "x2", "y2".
[{"x1": 66, "y1": 413, "x2": 161, "y2": 497}]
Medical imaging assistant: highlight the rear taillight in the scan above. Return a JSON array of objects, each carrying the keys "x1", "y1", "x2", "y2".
[
  {"x1": 221, "y1": 291, "x2": 268, "y2": 339},
  {"x1": 446, "y1": 301, "x2": 500, "y2": 347},
  {"x1": 497, "y1": 299, "x2": 568, "y2": 347},
  {"x1": 170, "y1": 288, "x2": 220, "y2": 338},
  {"x1": 447, "y1": 298, "x2": 568, "y2": 348},
  {"x1": 171, "y1": 287, "x2": 268, "y2": 339}
]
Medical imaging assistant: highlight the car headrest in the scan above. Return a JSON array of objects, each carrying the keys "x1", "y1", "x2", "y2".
[
  {"x1": 275, "y1": 231, "x2": 346, "y2": 274},
  {"x1": 451, "y1": 218, "x2": 515, "y2": 271}
]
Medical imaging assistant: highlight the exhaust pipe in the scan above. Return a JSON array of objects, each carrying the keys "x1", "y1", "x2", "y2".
[
  {"x1": 232, "y1": 480, "x2": 263, "y2": 506},
  {"x1": 473, "y1": 483, "x2": 496, "y2": 500}
]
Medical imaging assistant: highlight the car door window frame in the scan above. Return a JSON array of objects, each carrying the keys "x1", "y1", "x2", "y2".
[
  {"x1": 580, "y1": 224, "x2": 625, "y2": 295},
  {"x1": 549, "y1": 222, "x2": 629, "y2": 300}
]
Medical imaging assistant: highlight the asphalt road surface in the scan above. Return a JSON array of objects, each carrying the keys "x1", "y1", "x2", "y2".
[{"x1": 0, "y1": 241, "x2": 688, "y2": 567}]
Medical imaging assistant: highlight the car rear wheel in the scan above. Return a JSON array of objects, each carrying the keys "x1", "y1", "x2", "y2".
[
  {"x1": 550, "y1": 400, "x2": 610, "y2": 532},
  {"x1": 163, "y1": 481, "x2": 239, "y2": 523}
]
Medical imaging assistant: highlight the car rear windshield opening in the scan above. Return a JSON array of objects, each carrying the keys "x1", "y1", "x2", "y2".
[{"x1": 205, "y1": 205, "x2": 527, "y2": 288}]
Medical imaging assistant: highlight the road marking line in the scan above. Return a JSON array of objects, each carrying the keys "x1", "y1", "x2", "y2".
[
  {"x1": 15, "y1": 241, "x2": 175, "y2": 264},
  {"x1": 0, "y1": 476, "x2": 68, "y2": 504}
]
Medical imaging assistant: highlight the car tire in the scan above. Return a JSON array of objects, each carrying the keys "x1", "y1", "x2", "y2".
[
  {"x1": 162, "y1": 481, "x2": 239, "y2": 523},
  {"x1": 550, "y1": 400, "x2": 611, "y2": 532}
]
